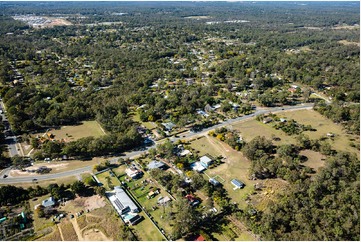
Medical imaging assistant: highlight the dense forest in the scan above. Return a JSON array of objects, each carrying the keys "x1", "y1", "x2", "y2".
[{"x1": 0, "y1": 1, "x2": 359, "y2": 240}]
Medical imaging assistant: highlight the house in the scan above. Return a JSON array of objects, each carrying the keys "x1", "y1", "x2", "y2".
[
  {"x1": 263, "y1": 117, "x2": 273, "y2": 124},
  {"x1": 162, "y1": 122, "x2": 175, "y2": 131},
  {"x1": 185, "y1": 194, "x2": 200, "y2": 207},
  {"x1": 326, "y1": 133, "x2": 335, "y2": 137},
  {"x1": 199, "y1": 156, "x2": 212, "y2": 168},
  {"x1": 157, "y1": 196, "x2": 171, "y2": 206},
  {"x1": 42, "y1": 197, "x2": 56, "y2": 208},
  {"x1": 123, "y1": 213, "x2": 142, "y2": 225},
  {"x1": 147, "y1": 160, "x2": 167, "y2": 170},
  {"x1": 209, "y1": 178, "x2": 220, "y2": 186},
  {"x1": 212, "y1": 104, "x2": 221, "y2": 110},
  {"x1": 108, "y1": 186, "x2": 139, "y2": 215},
  {"x1": 280, "y1": 118, "x2": 287, "y2": 123},
  {"x1": 125, "y1": 167, "x2": 143, "y2": 180},
  {"x1": 231, "y1": 179, "x2": 245, "y2": 189},
  {"x1": 146, "y1": 190, "x2": 159, "y2": 199},
  {"x1": 190, "y1": 162, "x2": 207, "y2": 173},
  {"x1": 180, "y1": 149, "x2": 192, "y2": 157}
]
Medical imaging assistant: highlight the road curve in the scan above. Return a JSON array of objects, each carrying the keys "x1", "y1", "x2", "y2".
[
  {"x1": 0, "y1": 166, "x2": 93, "y2": 184},
  {"x1": 0, "y1": 103, "x2": 313, "y2": 185}
]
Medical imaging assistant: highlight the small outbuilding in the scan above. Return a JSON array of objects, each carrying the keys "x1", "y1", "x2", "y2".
[{"x1": 231, "y1": 179, "x2": 245, "y2": 189}]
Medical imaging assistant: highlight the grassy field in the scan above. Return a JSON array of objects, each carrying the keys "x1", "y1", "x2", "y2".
[
  {"x1": 96, "y1": 170, "x2": 121, "y2": 190},
  {"x1": 232, "y1": 119, "x2": 296, "y2": 145},
  {"x1": 231, "y1": 109, "x2": 359, "y2": 156},
  {"x1": 111, "y1": 165, "x2": 127, "y2": 177},
  {"x1": 37, "y1": 226, "x2": 62, "y2": 241},
  {"x1": 33, "y1": 120, "x2": 105, "y2": 142},
  {"x1": 132, "y1": 211, "x2": 166, "y2": 241},
  {"x1": 280, "y1": 109, "x2": 359, "y2": 154},
  {"x1": 300, "y1": 149, "x2": 326, "y2": 173},
  {"x1": 189, "y1": 136, "x2": 223, "y2": 158},
  {"x1": 131, "y1": 111, "x2": 157, "y2": 130},
  {"x1": 191, "y1": 136, "x2": 256, "y2": 209},
  {"x1": 249, "y1": 178, "x2": 289, "y2": 212}
]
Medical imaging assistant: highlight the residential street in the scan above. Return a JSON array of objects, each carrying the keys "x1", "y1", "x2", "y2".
[{"x1": 0, "y1": 103, "x2": 313, "y2": 184}]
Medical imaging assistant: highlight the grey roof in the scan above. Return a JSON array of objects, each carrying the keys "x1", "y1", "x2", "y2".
[
  {"x1": 42, "y1": 197, "x2": 55, "y2": 207},
  {"x1": 109, "y1": 186, "x2": 139, "y2": 214},
  {"x1": 209, "y1": 178, "x2": 220, "y2": 186},
  {"x1": 231, "y1": 179, "x2": 245, "y2": 188},
  {"x1": 147, "y1": 160, "x2": 166, "y2": 170}
]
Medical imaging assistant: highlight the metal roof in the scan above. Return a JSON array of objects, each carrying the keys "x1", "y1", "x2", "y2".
[{"x1": 231, "y1": 179, "x2": 245, "y2": 188}]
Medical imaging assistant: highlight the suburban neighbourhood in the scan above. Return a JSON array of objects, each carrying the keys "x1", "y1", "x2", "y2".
[{"x1": 0, "y1": 1, "x2": 359, "y2": 241}]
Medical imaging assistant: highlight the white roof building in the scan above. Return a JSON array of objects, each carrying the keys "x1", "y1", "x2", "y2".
[
  {"x1": 200, "y1": 156, "x2": 212, "y2": 167},
  {"x1": 108, "y1": 186, "x2": 139, "y2": 215}
]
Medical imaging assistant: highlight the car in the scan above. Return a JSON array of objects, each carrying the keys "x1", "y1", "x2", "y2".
[
  {"x1": 32, "y1": 178, "x2": 37, "y2": 182},
  {"x1": 3, "y1": 175, "x2": 7, "y2": 178}
]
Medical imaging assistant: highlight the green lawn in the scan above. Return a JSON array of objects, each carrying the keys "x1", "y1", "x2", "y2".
[
  {"x1": 132, "y1": 211, "x2": 166, "y2": 241},
  {"x1": 96, "y1": 171, "x2": 121, "y2": 191},
  {"x1": 131, "y1": 111, "x2": 157, "y2": 130},
  {"x1": 190, "y1": 136, "x2": 223, "y2": 158}
]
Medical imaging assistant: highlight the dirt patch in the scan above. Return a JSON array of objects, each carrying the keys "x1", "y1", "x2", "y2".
[
  {"x1": 300, "y1": 149, "x2": 326, "y2": 173},
  {"x1": 83, "y1": 229, "x2": 109, "y2": 241},
  {"x1": 65, "y1": 195, "x2": 106, "y2": 212},
  {"x1": 338, "y1": 40, "x2": 360, "y2": 47},
  {"x1": 9, "y1": 163, "x2": 68, "y2": 177}
]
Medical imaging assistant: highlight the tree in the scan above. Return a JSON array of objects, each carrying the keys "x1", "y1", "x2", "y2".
[
  {"x1": 172, "y1": 198, "x2": 200, "y2": 238},
  {"x1": 94, "y1": 186, "x2": 106, "y2": 197},
  {"x1": 71, "y1": 181, "x2": 86, "y2": 195}
]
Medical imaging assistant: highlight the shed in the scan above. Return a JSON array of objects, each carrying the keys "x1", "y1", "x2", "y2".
[
  {"x1": 147, "y1": 160, "x2": 167, "y2": 170},
  {"x1": 263, "y1": 117, "x2": 273, "y2": 124},
  {"x1": 231, "y1": 179, "x2": 245, "y2": 189},
  {"x1": 209, "y1": 178, "x2": 220, "y2": 186},
  {"x1": 199, "y1": 156, "x2": 212, "y2": 167}
]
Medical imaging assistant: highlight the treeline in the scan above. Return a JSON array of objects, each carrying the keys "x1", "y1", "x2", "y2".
[
  {"x1": 314, "y1": 101, "x2": 360, "y2": 134},
  {"x1": 32, "y1": 126, "x2": 142, "y2": 159},
  {"x1": 239, "y1": 151, "x2": 359, "y2": 241}
]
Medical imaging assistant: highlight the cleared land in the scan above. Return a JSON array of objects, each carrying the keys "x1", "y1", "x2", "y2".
[
  {"x1": 338, "y1": 40, "x2": 360, "y2": 47},
  {"x1": 300, "y1": 149, "x2": 326, "y2": 173},
  {"x1": 232, "y1": 119, "x2": 296, "y2": 145},
  {"x1": 33, "y1": 120, "x2": 105, "y2": 143},
  {"x1": 279, "y1": 109, "x2": 359, "y2": 154},
  {"x1": 189, "y1": 136, "x2": 223, "y2": 158}
]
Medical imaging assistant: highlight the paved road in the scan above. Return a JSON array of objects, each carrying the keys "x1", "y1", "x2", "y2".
[
  {"x1": 0, "y1": 166, "x2": 93, "y2": 184},
  {"x1": 0, "y1": 103, "x2": 313, "y2": 184},
  {"x1": 0, "y1": 100, "x2": 21, "y2": 157}
]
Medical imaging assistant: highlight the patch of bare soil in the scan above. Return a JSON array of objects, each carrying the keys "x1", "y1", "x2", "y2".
[{"x1": 83, "y1": 229, "x2": 109, "y2": 241}]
